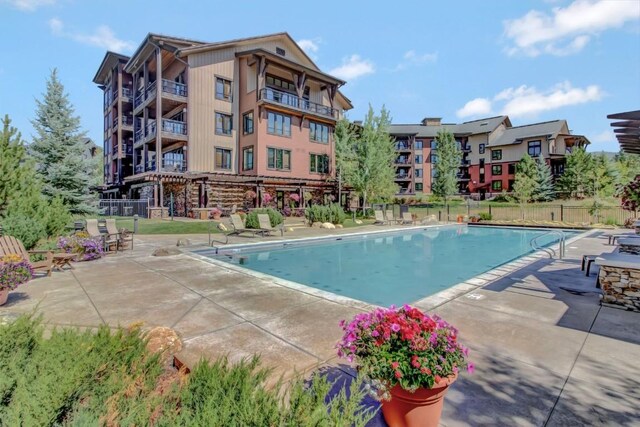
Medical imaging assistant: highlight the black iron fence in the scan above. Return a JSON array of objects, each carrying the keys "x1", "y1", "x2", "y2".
[{"x1": 99, "y1": 199, "x2": 150, "y2": 217}]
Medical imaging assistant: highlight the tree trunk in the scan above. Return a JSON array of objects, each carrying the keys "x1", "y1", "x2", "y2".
[{"x1": 362, "y1": 192, "x2": 367, "y2": 216}]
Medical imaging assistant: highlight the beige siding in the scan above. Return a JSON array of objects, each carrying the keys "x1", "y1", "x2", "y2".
[{"x1": 467, "y1": 134, "x2": 489, "y2": 164}]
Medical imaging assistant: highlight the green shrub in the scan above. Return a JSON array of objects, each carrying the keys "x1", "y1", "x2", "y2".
[
  {"x1": 245, "y1": 208, "x2": 284, "y2": 229},
  {"x1": 0, "y1": 214, "x2": 46, "y2": 249},
  {"x1": 0, "y1": 315, "x2": 376, "y2": 426},
  {"x1": 305, "y1": 203, "x2": 346, "y2": 224},
  {"x1": 604, "y1": 217, "x2": 618, "y2": 226},
  {"x1": 479, "y1": 212, "x2": 492, "y2": 220},
  {"x1": 44, "y1": 196, "x2": 72, "y2": 237}
]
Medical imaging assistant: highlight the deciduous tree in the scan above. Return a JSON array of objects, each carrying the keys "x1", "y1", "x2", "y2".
[{"x1": 431, "y1": 130, "x2": 462, "y2": 208}]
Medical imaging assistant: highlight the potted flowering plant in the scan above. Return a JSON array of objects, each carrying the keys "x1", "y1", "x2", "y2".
[
  {"x1": 0, "y1": 254, "x2": 34, "y2": 306},
  {"x1": 209, "y1": 207, "x2": 222, "y2": 220},
  {"x1": 337, "y1": 305, "x2": 472, "y2": 427},
  {"x1": 58, "y1": 233, "x2": 104, "y2": 261}
]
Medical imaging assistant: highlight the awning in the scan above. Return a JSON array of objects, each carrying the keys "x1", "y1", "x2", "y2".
[{"x1": 607, "y1": 110, "x2": 640, "y2": 154}]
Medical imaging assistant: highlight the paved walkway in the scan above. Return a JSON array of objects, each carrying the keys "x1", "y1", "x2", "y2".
[{"x1": 1, "y1": 225, "x2": 638, "y2": 426}]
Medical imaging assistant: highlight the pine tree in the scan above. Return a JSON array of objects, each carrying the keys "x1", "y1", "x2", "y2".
[
  {"x1": 431, "y1": 130, "x2": 462, "y2": 208},
  {"x1": 0, "y1": 115, "x2": 41, "y2": 218},
  {"x1": 558, "y1": 147, "x2": 593, "y2": 198},
  {"x1": 30, "y1": 69, "x2": 97, "y2": 215},
  {"x1": 590, "y1": 153, "x2": 617, "y2": 198},
  {"x1": 533, "y1": 155, "x2": 555, "y2": 201},
  {"x1": 337, "y1": 106, "x2": 398, "y2": 212},
  {"x1": 511, "y1": 154, "x2": 538, "y2": 206}
]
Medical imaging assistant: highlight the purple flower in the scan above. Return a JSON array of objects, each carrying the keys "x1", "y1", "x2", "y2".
[
  {"x1": 391, "y1": 323, "x2": 401, "y2": 333},
  {"x1": 467, "y1": 362, "x2": 475, "y2": 374}
]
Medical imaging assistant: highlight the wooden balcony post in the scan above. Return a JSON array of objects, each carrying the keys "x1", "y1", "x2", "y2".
[{"x1": 155, "y1": 47, "x2": 162, "y2": 175}]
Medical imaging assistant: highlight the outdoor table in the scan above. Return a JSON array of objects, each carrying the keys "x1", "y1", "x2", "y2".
[{"x1": 52, "y1": 253, "x2": 77, "y2": 271}]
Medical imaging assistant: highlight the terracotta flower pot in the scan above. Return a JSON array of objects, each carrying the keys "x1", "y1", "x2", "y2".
[
  {"x1": 0, "y1": 289, "x2": 9, "y2": 306},
  {"x1": 381, "y1": 374, "x2": 457, "y2": 427}
]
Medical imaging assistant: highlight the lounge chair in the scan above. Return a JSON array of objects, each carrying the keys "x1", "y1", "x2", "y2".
[
  {"x1": 86, "y1": 219, "x2": 118, "y2": 253},
  {"x1": 385, "y1": 210, "x2": 398, "y2": 225},
  {"x1": 374, "y1": 210, "x2": 388, "y2": 225},
  {"x1": 257, "y1": 214, "x2": 282, "y2": 236},
  {"x1": 607, "y1": 233, "x2": 640, "y2": 245},
  {"x1": 400, "y1": 212, "x2": 415, "y2": 225},
  {"x1": 229, "y1": 214, "x2": 261, "y2": 237},
  {"x1": 105, "y1": 218, "x2": 134, "y2": 250},
  {"x1": 0, "y1": 235, "x2": 54, "y2": 277}
]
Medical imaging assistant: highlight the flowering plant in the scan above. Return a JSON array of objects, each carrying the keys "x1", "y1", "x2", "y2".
[
  {"x1": 262, "y1": 193, "x2": 273, "y2": 204},
  {"x1": 209, "y1": 207, "x2": 222, "y2": 218},
  {"x1": 288, "y1": 193, "x2": 300, "y2": 203},
  {"x1": 58, "y1": 234, "x2": 104, "y2": 261},
  {"x1": 244, "y1": 190, "x2": 257, "y2": 200},
  {"x1": 0, "y1": 254, "x2": 34, "y2": 291},
  {"x1": 337, "y1": 305, "x2": 472, "y2": 400}
]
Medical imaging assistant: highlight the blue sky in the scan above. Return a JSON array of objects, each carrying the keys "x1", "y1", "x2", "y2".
[{"x1": 0, "y1": 0, "x2": 638, "y2": 152}]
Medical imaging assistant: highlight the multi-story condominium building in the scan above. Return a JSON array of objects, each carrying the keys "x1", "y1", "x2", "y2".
[
  {"x1": 94, "y1": 33, "x2": 352, "y2": 215},
  {"x1": 389, "y1": 116, "x2": 589, "y2": 198}
]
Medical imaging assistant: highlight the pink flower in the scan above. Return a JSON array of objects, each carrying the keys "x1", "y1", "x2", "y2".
[
  {"x1": 391, "y1": 323, "x2": 401, "y2": 332},
  {"x1": 391, "y1": 361, "x2": 399, "y2": 369},
  {"x1": 467, "y1": 362, "x2": 475, "y2": 374}
]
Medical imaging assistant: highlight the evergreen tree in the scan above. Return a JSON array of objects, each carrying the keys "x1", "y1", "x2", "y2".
[
  {"x1": 558, "y1": 147, "x2": 593, "y2": 198},
  {"x1": 0, "y1": 115, "x2": 41, "y2": 217},
  {"x1": 533, "y1": 155, "x2": 555, "y2": 201},
  {"x1": 337, "y1": 106, "x2": 398, "y2": 212},
  {"x1": 614, "y1": 152, "x2": 640, "y2": 187},
  {"x1": 431, "y1": 130, "x2": 462, "y2": 208},
  {"x1": 510, "y1": 154, "x2": 538, "y2": 212},
  {"x1": 589, "y1": 153, "x2": 617, "y2": 199},
  {"x1": 334, "y1": 118, "x2": 358, "y2": 206},
  {"x1": 30, "y1": 69, "x2": 97, "y2": 215}
]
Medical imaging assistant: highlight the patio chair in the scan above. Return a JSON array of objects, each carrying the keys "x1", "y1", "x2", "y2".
[
  {"x1": 374, "y1": 210, "x2": 388, "y2": 225},
  {"x1": 257, "y1": 214, "x2": 282, "y2": 236},
  {"x1": 229, "y1": 214, "x2": 261, "y2": 237},
  {"x1": 0, "y1": 235, "x2": 54, "y2": 277},
  {"x1": 386, "y1": 209, "x2": 398, "y2": 225},
  {"x1": 400, "y1": 212, "x2": 415, "y2": 225},
  {"x1": 607, "y1": 232, "x2": 640, "y2": 245},
  {"x1": 105, "y1": 218, "x2": 133, "y2": 250},
  {"x1": 86, "y1": 219, "x2": 118, "y2": 253}
]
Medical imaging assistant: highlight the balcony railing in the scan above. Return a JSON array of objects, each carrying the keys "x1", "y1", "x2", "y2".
[
  {"x1": 395, "y1": 173, "x2": 412, "y2": 180},
  {"x1": 395, "y1": 158, "x2": 412, "y2": 165},
  {"x1": 259, "y1": 87, "x2": 338, "y2": 119},
  {"x1": 162, "y1": 158, "x2": 186, "y2": 173},
  {"x1": 122, "y1": 87, "x2": 132, "y2": 98},
  {"x1": 161, "y1": 118, "x2": 187, "y2": 135},
  {"x1": 162, "y1": 79, "x2": 187, "y2": 97},
  {"x1": 134, "y1": 128, "x2": 144, "y2": 143},
  {"x1": 395, "y1": 142, "x2": 412, "y2": 151}
]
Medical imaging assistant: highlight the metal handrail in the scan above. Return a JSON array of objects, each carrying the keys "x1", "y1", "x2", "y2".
[{"x1": 530, "y1": 230, "x2": 565, "y2": 259}]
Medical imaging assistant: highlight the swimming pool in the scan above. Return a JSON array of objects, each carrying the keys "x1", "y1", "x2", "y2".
[{"x1": 196, "y1": 225, "x2": 579, "y2": 306}]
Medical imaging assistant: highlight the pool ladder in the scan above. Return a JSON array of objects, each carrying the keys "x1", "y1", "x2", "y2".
[{"x1": 530, "y1": 230, "x2": 566, "y2": 259}]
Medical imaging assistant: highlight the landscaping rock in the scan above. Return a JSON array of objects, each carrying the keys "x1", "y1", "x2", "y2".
[
  {"x1": 312, "y1": 222, "x2": 323, "y2": 228},
  {"x1": 144, "y1": 326, "x2": 183, "y2": 365},
  {"x1": 285, "y1": 227, "x2": 294, "y2": 232},
  {"x1": 218, "y1": 223, "x2": 228, "y2": 232},
  {"x1": 152, "y1": 247, "x2": 182, "y2": 257},
  {"x1": 321, "y1": 222, "x2": 336, "y2": 229},
  {"x1": 176, "y1": 238, "x2": 191, "y2": 247},
  {"x1": 335, "y1": 224, "x2": 344, "y2": 229},
  {"x1": 354, "y1": 219, "x2": 363, "y2": 225}
]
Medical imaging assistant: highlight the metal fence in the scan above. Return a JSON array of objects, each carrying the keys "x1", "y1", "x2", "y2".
[
  {"x1": 403, "y1": 203, "x2": 635, "y2": 225},
  {"x1": 98, "y1": 199, "x2": 150, "y2": 217}
]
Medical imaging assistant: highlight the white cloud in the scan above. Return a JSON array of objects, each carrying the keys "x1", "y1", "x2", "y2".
[
  {"x1": 48, "y1": 18, "x2": 135, "y2": 52},
  {"x1": 456, "y1": 98, "x2": 493, "y2": 118},
  {"x1": 297, "y1": 38, "x2": 320, "y2": 60},
  {"x1": 329, "y1": 55, "x2": 375, "y2": 80},
  {"x1": 456, "y1": 81, "x2": 604, "y2": 119},
  {"x1": 592, "y1": 130, "x2": 616, "y2": 143},
  {"x1": 504, "y1": 0, "x2": 640, "y2": 56},
  {"x1": 2, "y1": 0, "x2": 55, "y2": 11},
  {"x1": 394, "y1": 50, "x2": 438, "y2": 71}
]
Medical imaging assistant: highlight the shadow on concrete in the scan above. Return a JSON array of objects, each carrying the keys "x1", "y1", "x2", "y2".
[{"x1": 3, "y1": 292, "x2": 30, "y2": 307}]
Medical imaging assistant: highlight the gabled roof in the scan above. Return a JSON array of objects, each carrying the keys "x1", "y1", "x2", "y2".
[
  {"x1": 124, "y1": 33, "x2": 205, "y2": 73},
  {"x1": 389, "y1": 116, "x2": 510, "y2": 138},
  {"x1": 488, "y1": 120, "x2": 567, "y2": 147},
  {"x1": 93, "y1": 51, "x2": 130, "y2": 85}
]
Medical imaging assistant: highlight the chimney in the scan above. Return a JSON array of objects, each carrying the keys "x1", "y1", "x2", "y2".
[{"x1": 421, "y1": 117, "x2": 442, "y2": 126}]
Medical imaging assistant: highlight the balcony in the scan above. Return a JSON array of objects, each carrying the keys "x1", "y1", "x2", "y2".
[
  {"x1": 121, "y1": 87, "x2": 132, "y2": 100},
  {"x1": 460, "y1": 146, "x2": 471, "y2": 153},
  {"x1": 259, "y1": 87, "x2": 339, "y2": 120},
  {"x1": 161, "y1": 118, "x2": 187, "y2": 135},
  {"x1": 161, "y1": 158, "x2": 186, "y2": 173},
  {"x1": 457, "y1": 173, "x2": 471, "y2": 181},
  {"x1": 162, "y1": 79, "x2": 187, "y2": 98},
  {"x1": 395, "y1": 158, "x2": 412, "y2": 165},
  {"x1": 134, "y1": 79, "x2": 187, "y2": 111},
  {"x1": 134, "y1": 128, "x2": 144, "y2": 144},
  {"x1": 113, "y1": 115, "x2": 134, "y2": 129},
  {"x1": 460, "y1": 159, "x2": 470, "y2": 166},
  {"x1": 395, "y1": 173, "x2": 412, "y2": 181},
  {"x1": 395, "y1": 142, "x2": 412, "y2": 151}
]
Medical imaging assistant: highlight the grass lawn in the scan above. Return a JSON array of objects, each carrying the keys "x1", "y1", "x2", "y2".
[{"x1": 108, "y1": 217, "x2": 221, "y2": 235}]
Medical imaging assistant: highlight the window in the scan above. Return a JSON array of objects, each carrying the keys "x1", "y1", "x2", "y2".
[
  {"x1": 276, "y1": 47, "x2": 286, "y2": 56},
  {"x1": 267, "y1": 111, "x2": 291, "y2": 137},
  {"x1": 242, "y1": 112, "x2": 254, "y2": 135},
  {"x1": 415, "y1": 168, "x2": 423, "y2": 178},
  {"x1": 430, "y1": 154, "x2": 438, "y2": 163},
  {"x1": 491, "y1": 149, "x2": 502, "y2": 161},
  {"x1": 415, "y1": 155, "x2": 423, "y2": 164},
  {"x1": 479, "y1": 173, "x2": 485, "y2": 183},
  {"x1": 508, "y1": 180, "x2": 515, "y2": 191},
  {"x1": 215, "y1": 148, "x2": 232, "y2": 170},
  {"x1": 309, "y1": 153, "x2": 330, "y2": 174},
  {"x1": 415, "y1": 140, "x2": 423, "y2": 149},
  {"x1": 430, "y1": 139, "x2": 437, "y2": 149},
  {"x1": 479, "y1": 143, "x2": 485, "y2": 154},
  {"x1": 215, "y1": 77, "x2": 232, "y2": 101},
  {"x1": 267, "y1": 148, "x2": 291, "y2": 170},
  {"x1": 310, "y1": 121, "x2": 329, "y2": 143},
  {"x1": 492, "y1": 165, "x2": 502, "y2": 175},
  {"x1": 415, "y1": 183, "x2": 423, "y2": 192},
  {"x1": 528, "y1": 140, "x2": 541, "y2": 157},
  {"x1": 266, "y1": 75, "x2": 296, "y2": 92},
  {"x1": 508, "y1": 163, "x2": 516, "y2": 175},
  {"x1": 243, "y1": 147, "x2": 254, "y2": 170},
  {"x1": 215, "y1": 112, "x2": 232, "y2": 135},
  {"x1": 492, "y1": 180, "x2": 502, "y2": 191}
]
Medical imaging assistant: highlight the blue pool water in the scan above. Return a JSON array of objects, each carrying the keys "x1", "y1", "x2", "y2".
[{"x1": 200, "y1": 226, "x2": 578, "y2": 306}]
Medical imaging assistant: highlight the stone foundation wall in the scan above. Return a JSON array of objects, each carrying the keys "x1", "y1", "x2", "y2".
[{"x1": 599, "y1": 266, "x2": 640, "y2": 312}]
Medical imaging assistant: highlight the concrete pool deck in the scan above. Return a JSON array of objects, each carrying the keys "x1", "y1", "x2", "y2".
[{"x1": 1, "y1": 224, "x2": 638, "y2": 426}]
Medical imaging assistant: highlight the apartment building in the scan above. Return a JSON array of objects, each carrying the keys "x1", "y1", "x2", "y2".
[
  {"x1": 94, "y1": 32, "x2": 352, "y2": 215},
  {"x1": 389, "y1": 116, "x2": 589, "y2": 198}
]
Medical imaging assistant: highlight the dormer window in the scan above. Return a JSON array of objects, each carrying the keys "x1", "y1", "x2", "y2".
[{"x1": 276, "y1": 47, "x2": 286, "y2": 56}]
